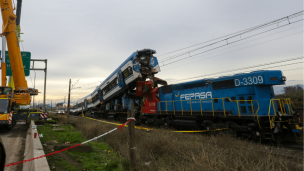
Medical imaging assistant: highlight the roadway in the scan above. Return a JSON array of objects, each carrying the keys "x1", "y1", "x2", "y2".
[{"x1": 0, "y1": 122, "x2": 27, "y2": 171}]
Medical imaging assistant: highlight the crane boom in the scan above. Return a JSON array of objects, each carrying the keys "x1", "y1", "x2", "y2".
[{"x1": 0, "y1": 0, "x2": 28, "y2": 90}]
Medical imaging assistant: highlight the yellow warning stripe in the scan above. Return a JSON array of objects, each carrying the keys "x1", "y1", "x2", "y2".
[
  {"x1": 83, "y1": 117, "x2": 229, "y2": 133},
  {"x1": 172, "y1": 128, "x2": 229, "y2": 133},
  {"x1": 0, "y1": 114, "x2": 8, "y2": 120}
]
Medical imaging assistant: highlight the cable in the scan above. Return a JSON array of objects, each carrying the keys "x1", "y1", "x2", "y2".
[
  {"x1": 160, "y1": 19, "x2": 303, "y2": 65},
  {"x1": 158, "y1": 11, "x2": 303, "y2": 58},
  {"x1": 168, "y1": 56, "x2": 303, "y2": 83},
  {"x1": 163, "y1": 30, "x2": 303, "y2": 71},
  {"x1": 77, "y1": 80, "x2": 102, "y2": 88},
  {"x1": 170, "y1": 61, "x2": 303, "y2": 83},
  {"x1": 283, "y1": 67, "x2": 303, "y2": 72},
  {"x1": 160, "y1": 19, "x2": 303, "y2": 62},
  {"x1": 161, "y1": 30, "x2": 303, "y2": 67},
  {"x1": 161, "y1": 24, "x2": 302, "y2": 65}
]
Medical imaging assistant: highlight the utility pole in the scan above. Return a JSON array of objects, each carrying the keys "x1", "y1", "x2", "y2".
[
  {"x1": 51, "y1": 100, "x2": 52, "y2": 111},
  {"x1": 43, "y1": 59, "x2": 47, "y2": 112},
  {"x1": 128, "y1": 103, "x2": 136, "y2": 170},
  {"x1": 66, "y1": 79, "x2": 71, "y2": 124}
]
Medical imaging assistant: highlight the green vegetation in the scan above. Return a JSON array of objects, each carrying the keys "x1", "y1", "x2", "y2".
[
  {"x1": 60, "y1": 115, "x2": 303, "y2": 171},
  {"x1": 36, "y1": 120, "x2": 128, "y2": 171},
  {"x1": 276, "y1": 85, "x2": 303, "y2": 107}
]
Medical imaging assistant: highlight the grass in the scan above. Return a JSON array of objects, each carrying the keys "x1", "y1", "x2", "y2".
[
  {"x1": 57, "y1": 115, "x2": 303, "y2": 171},
  {"x1": 36, "y1": 118, "x2": 129, "y2": 171}
]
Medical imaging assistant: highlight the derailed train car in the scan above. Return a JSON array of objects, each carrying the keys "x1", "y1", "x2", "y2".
[
  {"x1": 71, "y1": 49, "x2": 164, "y2": 119},
  {"x1": 139, "y1": 70, "x2": 302, "y2": 142}
]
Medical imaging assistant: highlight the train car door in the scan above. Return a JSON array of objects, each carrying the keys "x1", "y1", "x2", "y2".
[
  {"x1": 117, "y1": 70, "x2": 125, "y2": 87},
  {"x1": 84, "y1": 99, "x2": 88, "y2": 109},
  {"x1": 98, "y1": 89, "x2": 104, "y2": 104}
]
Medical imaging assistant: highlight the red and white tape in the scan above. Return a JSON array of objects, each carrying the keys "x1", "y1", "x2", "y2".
[
  {"x1": 8, "y1": 111, "x2": 13, "y2": 124},
  {"x1": 5, "y1": 118, "x2": 135, "y2": 167},
  {"x1": 40, "y1": 113, "x2": 48, "y2": 118}
]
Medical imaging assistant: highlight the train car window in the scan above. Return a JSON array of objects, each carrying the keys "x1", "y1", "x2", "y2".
[
  {"x1": 113, "y1": 78, "x2": 118, "y2": 86},
  {"x1": 123, "y1": 69, "x2": 129, "y2": 78},
  {"x1": 92, "y1": 93, "x2": 99, "y2": 103},
  {"x1": 212, "y1": 79, "x2": 235, "y2": 90},
  {"x1": 123, "y1": 67, "x2": 133, "y2": 79},
  {"x1": 128, "y1": 67, "x2": 133, "y2": 75},
  {"x1": 214, "y1": 99, "x2": 218, "y2": 103},
  {"x1": 231, "y1": 97, "x2": 236, "y2": 101},
  {"x1": 239, "y1": 97, "x2": 245, "y2": 104},
  {"x1": 225, "y1": 97, "x2": 230, "y2": 102},
  {"x1": 88, "y1": 98, "x2": 92, "y2": 104},
  {"x1": 241, "y1": 106, "x2": 247, "y2": 113},
  {"x1": 247, "y1": 96, "x2": 252, "y2": 104}
]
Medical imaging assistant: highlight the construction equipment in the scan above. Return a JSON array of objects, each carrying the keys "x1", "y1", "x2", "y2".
[{"x1": 0, "y1": 0, "x2": 39, "y2": 131}]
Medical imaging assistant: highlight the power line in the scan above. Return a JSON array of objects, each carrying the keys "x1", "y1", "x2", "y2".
[
  {"x1": 158, "y1": 11, "x2": 303, "y2": 58},
  {"x1": 161, "y1": 30, "x2": 303, "y2": 67},
  {"x1": 161, "y1": 24, "x2": 303, "y2": 65},
  {"x1": 170, "y1": 61, "x2": 303, "y2": 83},
  {"x1": 283, "y1": 67, "x2": 303, "y2": 72},
  {"x1": 162, "y1": 30, "x2": 303, "y2": 71},
  {"x1": 168, "y1": 56, "x2": 303, "y2": 83}
]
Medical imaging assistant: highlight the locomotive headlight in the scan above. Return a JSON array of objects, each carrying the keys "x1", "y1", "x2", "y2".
[
  {"x1": 270, "y1": 77, "x2": 277, "y2": 81},
  {"x1": 281, "y1": 76, "x2": 286, "y2": 81}
]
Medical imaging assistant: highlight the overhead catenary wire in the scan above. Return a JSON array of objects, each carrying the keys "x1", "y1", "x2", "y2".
[
  {"x1": 162, "y1": 29, "x2": 303, "y2": 71},
  {"x1": 168, "y1": 56, "x2": 303, "y2": 83},
  {"x1": 158, "y1": 11, "x2": 303, "y2": 58},
  {"x1": 169, "y1": 60, "x2": 303, "y2": 83},
  {"x1": 159, "y1": 21, "x2": 303, "y2": 67}
]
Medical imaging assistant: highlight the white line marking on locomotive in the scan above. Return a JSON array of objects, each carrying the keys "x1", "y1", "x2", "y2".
[{"x1": 180, "y1": 92, "x2": 212, "y2": 100}]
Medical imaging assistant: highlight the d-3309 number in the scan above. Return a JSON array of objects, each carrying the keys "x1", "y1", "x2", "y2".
[{"x1": 235, "y1": 76, "x2": 263, "y2": 86}]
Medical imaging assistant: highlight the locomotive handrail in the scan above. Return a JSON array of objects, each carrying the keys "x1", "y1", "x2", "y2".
[
  {"x1": 158, "y1": 97, "x2": 260, "y2": 118},
  {"x1": 158, "y1": 98, "x2": 262, "y2": 128},
  {"x1": 267, "y1": 98, "x2": 296, "y2": 129}
]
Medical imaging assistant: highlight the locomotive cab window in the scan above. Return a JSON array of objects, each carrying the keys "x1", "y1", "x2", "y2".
[
  {"x1": 239, "y1": 97, "x2": 245, "y2": 104},
  {"x1": 247, "y1": 96, "x2": 252, "y2": 104}
]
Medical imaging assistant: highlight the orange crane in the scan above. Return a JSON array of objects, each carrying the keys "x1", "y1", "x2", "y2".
[{"x1": 0, "y1": 0, "x2": 38, "y2": 130}]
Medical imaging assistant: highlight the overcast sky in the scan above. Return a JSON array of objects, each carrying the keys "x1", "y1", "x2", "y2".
[{"x1": 1, "y1": 0, "x2": 303, "y2": 104}]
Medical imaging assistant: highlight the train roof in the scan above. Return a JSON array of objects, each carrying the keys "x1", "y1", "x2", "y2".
[{"x1": 170, "y1": 70, "x2": 283, "y2": 87}]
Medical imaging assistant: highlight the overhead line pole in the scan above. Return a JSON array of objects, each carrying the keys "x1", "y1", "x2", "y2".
[{"x1": 66, "y1": 79, "x2": 71, "y2": 124}]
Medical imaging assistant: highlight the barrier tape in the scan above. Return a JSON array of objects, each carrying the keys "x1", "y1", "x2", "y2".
[
  {"x1": 84, "y1": 117, "x2": 229, "y2": 133},
  {"x1": 5, "y1": 118, "x2": 135, "y2": 167}
]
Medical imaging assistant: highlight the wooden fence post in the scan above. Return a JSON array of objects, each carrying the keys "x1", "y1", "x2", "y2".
[{"x1": 128, "y1": 103, "x2": 136, "y2": 170}]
